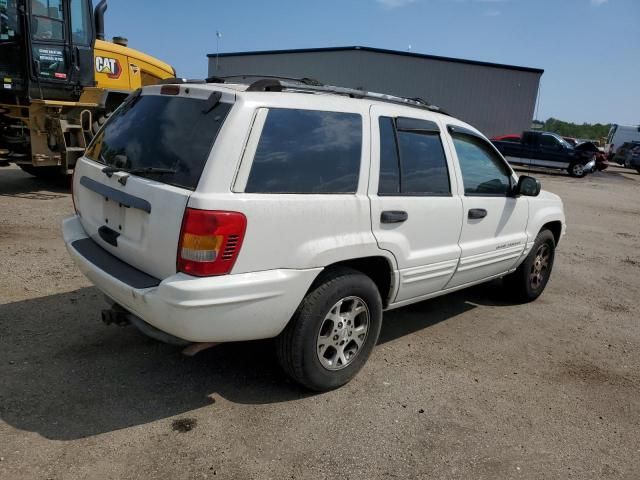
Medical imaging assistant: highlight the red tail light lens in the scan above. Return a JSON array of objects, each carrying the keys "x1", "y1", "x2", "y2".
[{"x1": 177, "y1": 208, "x2": 247, "y2": 277}]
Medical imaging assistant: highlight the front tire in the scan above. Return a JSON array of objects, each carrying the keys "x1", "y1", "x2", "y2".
[
  {"x1": 568, "y1": 162, "x2": 586, "y2": 178},
  {"x1": 504, "y1": 229, "x2": 556, "y2": 302},
  {"x1": 276, "y1": 267, "x2": 383, "y2": 391}
]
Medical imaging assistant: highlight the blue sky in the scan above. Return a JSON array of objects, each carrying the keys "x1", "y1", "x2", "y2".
[{"x1": 104, "y1": 0, "x2": 639, "y2": 125}]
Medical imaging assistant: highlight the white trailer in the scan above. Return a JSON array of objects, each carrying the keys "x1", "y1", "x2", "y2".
[{"x1": 606, "y1": 124, "x2": 640, "y2": 155}]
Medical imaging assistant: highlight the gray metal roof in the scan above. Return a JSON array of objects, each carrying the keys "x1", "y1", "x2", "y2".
[{"x1": 207, "y1": 46, "x2": 544, "y2": 75}]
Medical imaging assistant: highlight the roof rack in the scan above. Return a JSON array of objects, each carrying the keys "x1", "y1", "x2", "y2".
[
  {"x1": 245, "y1": 78, "x2": 448, "y2": 115},
  {"x1": 157, "y1": 75, "x2": 448, "y2": 115}
]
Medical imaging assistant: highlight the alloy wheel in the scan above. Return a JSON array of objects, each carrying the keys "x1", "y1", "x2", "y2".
[
  {"x1": 316, "y1": 296, "x2": 370, "y2": 371},
  {"x1": 529, "y1": 243, "x2": 551, "y2": 290},
  {"x1": 572, "y1": 164, "x2": 584, "y2": 176}
]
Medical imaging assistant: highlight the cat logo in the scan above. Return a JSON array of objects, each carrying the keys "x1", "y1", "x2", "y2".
[{"x1": 95, "y1": 56, "x2": 122, "y2": 79}]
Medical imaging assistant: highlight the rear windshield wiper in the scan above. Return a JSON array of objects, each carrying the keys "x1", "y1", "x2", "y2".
[
  {"x1": 126, "y1": 167, "x2": 177, "y2": 175},
  {"x1": 102, "y1": 166, "x2": 177, "y2": 177}
]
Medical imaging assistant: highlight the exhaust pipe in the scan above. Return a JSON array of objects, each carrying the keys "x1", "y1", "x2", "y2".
[
  {"x1": 101, "y1": 304, "x2": 190, "y2": 347},
  {"x1": 101, "y1": 304, "x2": 130, "y2": 326},
  {"x1": 101, "y1": 302, "x2": 219, "y2": 354},
  {"x1": 94, "y1": 0, "x2": 108, "y2": 41}
]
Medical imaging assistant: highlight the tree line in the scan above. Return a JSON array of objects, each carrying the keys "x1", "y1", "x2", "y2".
[{"x1": 534, "y1": 118, "x2": 611, "y2": 141}]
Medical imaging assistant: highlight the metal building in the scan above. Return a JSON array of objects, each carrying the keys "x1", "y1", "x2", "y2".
[{"x1": 207, "y1": 46, "x2": 543, "y2": 138}]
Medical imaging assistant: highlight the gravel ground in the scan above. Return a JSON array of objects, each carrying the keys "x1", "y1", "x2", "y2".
[{"x1": 1, "y1": 164, "x2": 639, "y2": 480}]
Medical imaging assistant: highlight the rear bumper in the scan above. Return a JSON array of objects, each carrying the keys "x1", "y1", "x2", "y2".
[{"x1": 63, "y1": 215, "x2": 321, "y2": 342}]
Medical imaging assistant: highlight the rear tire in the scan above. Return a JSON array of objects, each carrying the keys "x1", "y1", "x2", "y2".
[
  {"x1": 504, "y1": 229, "x2": 556, "y2": 303},
  {"x1": 276, "y1": 267, "x2": 383, "y2": 391}
]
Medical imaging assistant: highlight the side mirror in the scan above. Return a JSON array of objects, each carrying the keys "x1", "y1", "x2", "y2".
[{"x1": 514, "y1": 175, "x2": 541, "y2": 197}]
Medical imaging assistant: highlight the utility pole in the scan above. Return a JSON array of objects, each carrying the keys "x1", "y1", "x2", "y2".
[{"x1": 216, "y1": 31, "x2": 223, "y2": 73}]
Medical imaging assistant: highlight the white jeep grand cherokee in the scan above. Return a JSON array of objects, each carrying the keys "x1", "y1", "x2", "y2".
[{"x1": 63, "y1": 78, "x2": 566, "y2": 391}]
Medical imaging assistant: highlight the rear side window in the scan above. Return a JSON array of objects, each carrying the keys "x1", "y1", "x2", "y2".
[
  {"x1": 378, "y1": 116, "x2": 450, "y2": 195},
  {"x1": 86, "y1": 94, "x2": 232, "y2": 190},
  {"x1": 245, "y1": 109, "x2": 362, "y2": 194}
]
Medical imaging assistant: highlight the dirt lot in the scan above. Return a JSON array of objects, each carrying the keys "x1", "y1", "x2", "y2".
[{"x1": 1, "y1": 164, "x2": 639, "y2": 479}]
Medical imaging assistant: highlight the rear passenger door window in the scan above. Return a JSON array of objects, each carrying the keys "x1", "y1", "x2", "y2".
[
  {"x1": 378, "y1": 116, "x2": 450, "y2": 196},
  {"x1": 539, "y1": 134, "x2": 560, "y2": 148},
  {"x1": 244, "y1": 108, "x2": 362, "y2": 194}
]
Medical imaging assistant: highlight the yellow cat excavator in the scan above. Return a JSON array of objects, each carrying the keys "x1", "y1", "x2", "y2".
[{"x1": 0, "y1": 0, "x2": 176, "y2": 177}]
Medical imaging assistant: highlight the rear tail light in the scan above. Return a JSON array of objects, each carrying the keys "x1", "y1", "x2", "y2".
[{"x1": 177, "y1": 208, "x2": 247, "y2": 277}]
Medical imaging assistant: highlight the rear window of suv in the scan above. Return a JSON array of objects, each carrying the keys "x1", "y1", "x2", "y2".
[
  {"x1": 244, "y1": 108, "x2": 362, "y2": 194},
  {"x1": 85, "y1": 93, "x2": 232, "y2": 190}
]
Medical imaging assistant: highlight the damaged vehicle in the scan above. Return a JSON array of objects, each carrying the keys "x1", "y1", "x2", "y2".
[{"x1": 492, "y1": 131, "x2": 597, "y2": 177}]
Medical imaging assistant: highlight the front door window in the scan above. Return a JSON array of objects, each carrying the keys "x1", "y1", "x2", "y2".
[{"x1": 31, "y1": 0, "x2": 64, "y2": 41}]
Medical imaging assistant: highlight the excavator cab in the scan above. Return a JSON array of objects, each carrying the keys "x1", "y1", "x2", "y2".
[
  {"x1": 0, "y1": 0, "x2": 99, "y2": 101},
  {"x1": 0, "y1": 0, "x2": 175, "y2": 176}
]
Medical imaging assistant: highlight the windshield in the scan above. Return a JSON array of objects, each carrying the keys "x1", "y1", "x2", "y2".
[
  {"x1": 548, "y1": 132, "x2": 572, "y2": 149},
  {"x1": 0, "y1": 0, "x2": 21, "y2": 42},
  {"x1": 607, "y1": 125, "x2": 617, "y2": 145},
  {"x1": 85, "y1": 93, "x2": 232, "y2": 190}
]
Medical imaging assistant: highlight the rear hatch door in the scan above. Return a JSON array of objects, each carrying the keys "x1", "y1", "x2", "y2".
[{"x1": 73, "y1": 86, "x2": 234, "y2": 280}]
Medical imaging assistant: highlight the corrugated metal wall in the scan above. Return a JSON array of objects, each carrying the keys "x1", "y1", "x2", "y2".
[{"x1": 208, "y1": 50, "x2": 542, "y2": 138}]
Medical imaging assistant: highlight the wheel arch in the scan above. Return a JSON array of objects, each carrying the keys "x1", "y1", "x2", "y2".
[
  {"x1": 311, "y1": 256, "x2": 397, "y2": 308},
  {"x1": 527, "y1": 197, "x2": 566, "y2": 249},
  {"x1": 541, "y1": 220, "x2": 563, "y2": 246}
]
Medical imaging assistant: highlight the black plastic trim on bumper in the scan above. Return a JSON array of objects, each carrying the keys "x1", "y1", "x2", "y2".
[{"x1": 71, "y1": 238, "x2": 160, "y2": 289}]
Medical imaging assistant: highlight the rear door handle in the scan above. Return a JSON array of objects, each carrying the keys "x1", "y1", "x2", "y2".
[
  {"x1": 468, "y1": 208, "x2": 488, "y2": 219},
  {"x1": 381, "y1": 210, "x2": 408, "y2": 224}
]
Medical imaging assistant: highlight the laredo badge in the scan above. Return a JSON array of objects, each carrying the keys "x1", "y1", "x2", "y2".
[{"x1": 95, "y1": 56, "x2": 122, "y2": 79}]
